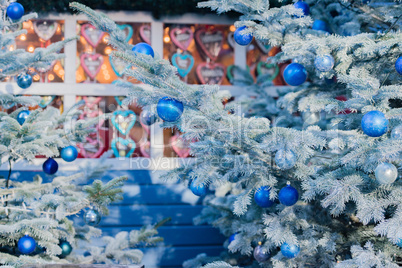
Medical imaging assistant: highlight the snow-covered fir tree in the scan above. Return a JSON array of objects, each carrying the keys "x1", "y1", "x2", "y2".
[
  {"x1": 73, "y1": 0, "x2": 402, "y2": 267},
  {"x1": 0, "y1": 1, "x2": 163, "y2": 265}
]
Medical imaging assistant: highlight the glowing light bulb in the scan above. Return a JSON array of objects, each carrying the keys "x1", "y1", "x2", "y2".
[{"x1": 104, "y1": 47, "x2": 112, "y2": 55}]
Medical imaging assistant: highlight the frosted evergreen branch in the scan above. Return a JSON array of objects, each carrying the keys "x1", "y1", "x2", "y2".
[{"x1": 84, "y1": 176, "x2": 127, "y2": 215}]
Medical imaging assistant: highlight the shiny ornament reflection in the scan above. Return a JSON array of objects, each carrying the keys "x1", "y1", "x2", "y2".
[
  {"x1": 281, "y1": 242, "x2": 300, "y2": 258},
  {"x1": 275, "y1": 149, "x2": 296, "y2": 170},
  {"x1": 391, "y1": 125, "x2": 402, "y2": 139},
  {"x1": 375, "y1": 163, "x2": 398, "y2": 184},
  {"x1": 17, "y1": 73, "x2": 33, "y2": 89},
  {"x1": 314, "y1": 55, "x2": 335, "y2": 72},
  {"x1": 84, "y1": 208, "x2": 101, "y2": 226},
  {"x1": 254, "y1": 245, "x2": 270, "y2": 262}
]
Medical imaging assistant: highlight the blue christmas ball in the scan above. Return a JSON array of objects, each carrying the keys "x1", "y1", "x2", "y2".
[
  {"x1": 314, "y1": 55, "x2": 335, "y2": 72},
  {"x1": 16, "y1": 73, "x2": 33, "y2": 89},
  {"x1": 132, "y1": 42, "x2": 154, "y2": 58},
  {"x1": 140, "y1": 108, "x2": 158, "y2": 126},
  {"x1": 17, "y1": 110, "x2": 30, "y2": 125},
  {"x1": 283, "y1": 63, "x2": 307, "y2": 86},
  {"x1": 190, "y1": 180, "x2": 207, "y2": 196},
  {"x1": 157, "y1": 97, "x2": 184, "y2": 122},
  {"x1": 278, "y1": 184, "x2": 299, "y2": 206},
  {"x1": 7, "y1": 2, "x2": 24, "y2": 20},
  {"x1": 395, "y1": 56, "x2": 402, "y2": 75},
  {"x1": 275, "y1": 149, "x2": 296, "y2": 170},
  {"x1": 280, "y1": 242, "x2": 300, "y2": 258},
  {"x1": 84, "y1": 208, "x2": 101, "y2": 226},
  {"x1": 43, "y1": 158, "x2": 58, "y2": 175},
  {"x1": 60, "y1": 146, "x2": 78, "y2": 162},
  {"x1": 294, "y1": 1, "x2": 310, "y2": 17},
  {"x1": 233, "y1": 26, "x2": 253, "y2": 46},
  {"x1": 18, "y1": 235, "x2": 36, "y2": 255},
  {"x1": 396, "y1": 239, "x2": 402, "y2": 247},
  {"x1": 361, "y1": 110, "x2": 388, "y2": 137},
  {"x1": 59, "y1": 240, "x2": 73, "y2": 258},
  {"x1": 254, "y1": 245, "x2": 270, "y2": 262},
  {"x1": 312, "y1": 20, "x2": 331, "y2": 33},
  {"x1": 254, "y1": 186, "x2": 274, "y2": 208},
  {"x1": 228, "y1": 233, "x2": 237, "y2": 244}
]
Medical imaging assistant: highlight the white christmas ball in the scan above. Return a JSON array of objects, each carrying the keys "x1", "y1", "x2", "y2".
[
  {"x1": 275, "y1": 149, "x2": 296, "y2": 170},
  {"x1": 391, "y1": 125, "x2": 402, "y2": 139},
  {"x1": 314, "y1": 55, "x2": 335, "y2": 72},
  {"x1": 302, "y1": 111, "x2": 320, "y2": 125},
  {"x1": 375, "y1": 163, "x2": 398, "y2": 184}
]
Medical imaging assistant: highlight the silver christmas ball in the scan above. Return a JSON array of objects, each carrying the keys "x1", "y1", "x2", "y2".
[
  {"x1": 375, "y1": 163, "x2": 398, "y2": 184},
  {"x1": 302, "y1": 111, "x2": 320, "y2": 125},
  {"x1": 84, "y1": 208, "x2": 101, "y2": 226},
  {"x1": 253, "y1": 245, "x2": 270, "y2": 262},
  {"x1": 314, "y1": 54, "x2": 335, "y2": 72},
  {"x1": 391, "y1": 125, "x2": 402, "y2": 139},
  {"x1": 275, "y1": 149, "x2": 296, "y2": 170}
]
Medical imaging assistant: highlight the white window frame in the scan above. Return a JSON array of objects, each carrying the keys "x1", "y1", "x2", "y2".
[{"x1": 0, "y1": 11, "x2": 283, "y2": 171}]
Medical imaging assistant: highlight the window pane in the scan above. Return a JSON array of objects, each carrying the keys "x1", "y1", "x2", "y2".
[
  {"x1": 9, "y1": 20, "x2": 65, "y2": 83},
  {"x1": 246, "y1": 41, "x2": 286, "y2": 86},
  {"x1": 163, "y1": 23, "x2": 234, "y2": 85},
  {"x1": 76, "y1": 21, "x2": 151, "y2": 84},
  {"x1": 75, "y1": 96, "x2": 150, "y2": 158}
]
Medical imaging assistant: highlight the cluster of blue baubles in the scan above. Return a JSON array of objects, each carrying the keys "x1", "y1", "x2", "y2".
[
  {"x1": 254, "y1": 183, "x2": 299, "y2": 208},
  {"x1": 230, "y1": 235, "x2": 300, "y2": 262},
  {"x1": 17, "y1": 235, "x2": 72, "y2": 257},
  {"x1": 42, "y1": 146, "x2": 78, "y2": 175}
]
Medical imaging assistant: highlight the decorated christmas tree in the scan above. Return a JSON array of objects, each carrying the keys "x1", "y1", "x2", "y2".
[
  {"x1": 73, "y1": 0, "x2": 401, "y2": 267},
  {"x1": 0, "y1": 1, "x2": 163, "y2": 265}
]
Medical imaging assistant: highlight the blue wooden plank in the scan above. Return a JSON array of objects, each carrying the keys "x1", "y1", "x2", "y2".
[
  {"x1": 141, "y1": 246, "x2": 224, "y2": 267},
  {"x1": 72, "y1": 205, "x2": 204, "y2": 226},
  {"x1": 0, "y1": 170, "x2": 169, "y2": 185},
  {"x1": 117, "y1": 184, "x2": 202, "y2": 205},
  {"x1": 101, "y1": 226, "x2": 226, "y2": 246},
  {"x1": 1, "y1": 171, "x2": 202, "y2": 205}
]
